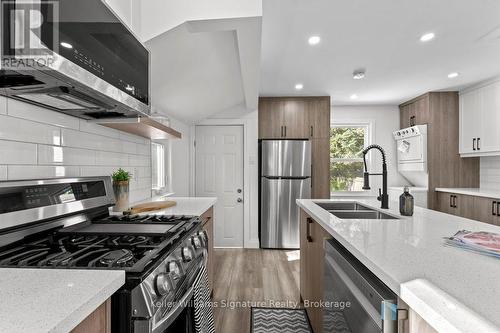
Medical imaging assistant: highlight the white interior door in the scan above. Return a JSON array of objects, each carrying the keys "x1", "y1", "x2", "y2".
[{"x1": 195, "y1": 125, "x2": 244, "y2": 247}]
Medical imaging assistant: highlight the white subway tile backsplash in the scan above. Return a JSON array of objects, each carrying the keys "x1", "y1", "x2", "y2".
[
  {"x1": 62, "y1": 128, "x2": 122, "y2": 152},
  {"x1": 80, "y1": 166, "x2": 134, "y2": 177},
  {"x1": 2, "y1": 97, "x2": 152, "y2": 202},
  {"x1": 78, "y1": 120, "x2": 121, "y2": 138},
  {"x1": 480, "y1": 156, "x2": 500, "y2": 190},
  {"x1": 38, "y1": 145, "x2": 96, "y2": 166},
  {"x1": 7, "y1": 98, "x2": 80, "y2": 129},
  {"x1": 0, "y1": 166, "x2": 7, "y2": 180},
  {"x1": 0, "y1": 140, "x2": 37, "y2": 164},
  {"x1": 136, "y1": 143, "x2": 151, "y2": 156},
  {"x1": 119, "y1": 132, "x2": 149, "y2": 145},
  {"x1": 129, "y1": 154, "x2": 150, "y2": 167},
  {"x1": 8, "y1": 165, "x2": 80, "y2": 180},
  {"x1": 95, "y1": 151, "x2": 129, "y2": 166},
  {"x1": 0, "y1": 115, "x2": 61, "y2": 145}
]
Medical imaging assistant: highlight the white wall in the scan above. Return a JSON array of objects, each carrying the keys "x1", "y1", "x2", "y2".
[
  {"x1": 0, "y1": 95, "x2": 152, "y2": 203},
  {"x1": 167, "y1": 117, "x2": 192, "y2": 196},
  {"x1": 332, "y1": 105, "x2": 408, "y2": 192},
  {"x1": 480, "y1": 156, "x2": 500, "y2": 190},
  {"x1": 140, "y1": 0, "x2": 262, "y2": 41}
]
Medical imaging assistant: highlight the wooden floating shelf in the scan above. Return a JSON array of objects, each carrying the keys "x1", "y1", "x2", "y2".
[{"x1": 93, "y1": 117, "x2": 182, "y2": 140}]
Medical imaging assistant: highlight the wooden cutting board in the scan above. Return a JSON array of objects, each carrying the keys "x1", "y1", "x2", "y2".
[{"x1": 126, "y1": 200, "x2": 177, "y2": 214}]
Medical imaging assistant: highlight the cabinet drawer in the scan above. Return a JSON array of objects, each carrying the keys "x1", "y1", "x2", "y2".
[{"x1": 471, "y1": 197, "x2": 500, "y2": 225}]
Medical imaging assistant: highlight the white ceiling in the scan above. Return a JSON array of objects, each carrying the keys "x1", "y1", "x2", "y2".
[
  {"x1": 260, "y1": 0, "x2": 500, "y2": 105},
  {"x1": 146, "y1": 17, "x2": 261, "y2": 123}
]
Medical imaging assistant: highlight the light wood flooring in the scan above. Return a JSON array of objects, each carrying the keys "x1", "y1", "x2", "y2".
[{"x1": 212, "y1": 249, "x2": 300, "y2": 333}]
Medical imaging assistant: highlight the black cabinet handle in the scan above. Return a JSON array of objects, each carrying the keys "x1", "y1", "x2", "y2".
[
  {"x1": 410, "y1": 116, "x2": 416, "y2": 127},
  {"x1": 492, "y1": 201, "x2": 497, "y2": 216},
  {"x1": 284, "y1": 126, "x2": 287, "y2": 137},
  {"x1": 306, "y1": 217, "x2": 313, "y2": 242},
  {"x1": 497, "y1": 202, "x2": 500, "y2": 218},
  {"x1": 310, "y1": 126, "x2": 314, "y2": 137},
  {"x1": 452, "y1": 195, "x2": 457, "y2": 208},
  {"x1": 280, "y1": 126, "x2": 284, "y2": 137},
  {"x1": 449, "y1": 195, "x2": 453, "y2": 208},
  {"x1": 473, "y1": 138, "x2": 476, "y2": 151},
  {"x1": 477, "y1": 138, "x2": 481, "y2": 151}
]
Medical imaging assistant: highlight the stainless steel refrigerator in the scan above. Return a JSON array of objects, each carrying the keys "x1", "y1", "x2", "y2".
[{"x1": 260, "y1": 140, "x2": 311, "y2": 249}]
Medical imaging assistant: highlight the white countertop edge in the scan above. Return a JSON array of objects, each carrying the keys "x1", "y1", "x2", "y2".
[
  {"x1": 111, "y1": 196, "x2": 217, "y2": 217},
  {"x1": 400, "y1": 279, "x2": 500, "y2": 333},
  {"x1": 50, "y1": 271, "x2": 125, "y2": 333},
  {"x1": 296, "y1": 199, "x2": 403, "y2": 294},
  {"x1": 435, "y1": 188, "x2": 500, "y2": 200}
]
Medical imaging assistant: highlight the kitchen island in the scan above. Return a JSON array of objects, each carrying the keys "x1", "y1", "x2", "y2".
[
  {"x1": 297, "y1": 198, "x2": 500, "y2": 333},
  {"x1": 0, "y1": 269, "x2": 124, "y2": 333}
]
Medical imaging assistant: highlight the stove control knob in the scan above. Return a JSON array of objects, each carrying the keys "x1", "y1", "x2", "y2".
[
  {"x1": 167, "y1": 261, "x2": 181, "y2": 281},
  {"x1": 191, "y1": 236, "x2": 202, "y2": 249},
  {"x1": 155, "y1": 273, "x2": 172, "y2": 296},
  {"x1": 197, "y1": 231, "x2": 208, "y2": 246},
  {"x1": 182, "y1": 246, "x2": 194, "y2": 262}
]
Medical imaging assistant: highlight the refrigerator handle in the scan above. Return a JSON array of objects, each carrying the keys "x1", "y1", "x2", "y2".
[{"x1": 306, "y1": 217, "x2": 313, "y2": 242}]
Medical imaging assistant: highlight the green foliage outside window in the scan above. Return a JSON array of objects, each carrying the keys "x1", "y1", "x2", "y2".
[{"x1": 330, "y1": 127, "x2": 366, "y2": 191}]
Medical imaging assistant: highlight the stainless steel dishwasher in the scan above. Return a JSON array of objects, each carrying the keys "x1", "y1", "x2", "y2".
[{"x1": 324, "y1": 238, "x2": 398, "y2": 333}]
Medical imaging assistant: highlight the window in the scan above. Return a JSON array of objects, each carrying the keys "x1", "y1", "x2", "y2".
[
  {"x1": 151, "y1": 142, "x2": 165, "y2": 190},
  {"x1": 330, "y1": 124, "x2": 369, "y2": 192}
]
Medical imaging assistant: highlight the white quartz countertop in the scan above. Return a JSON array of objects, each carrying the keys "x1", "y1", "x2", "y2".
[
  {"x1": 297, "y1": 198, "x2": 500, "y2": 333},
  {"x1": 435, "y1": 188, "x2": 500, "y2": 200},
  {"x1": 111, "y1": 196, "x2": 217, "y2": 216},
  {"x1": 0, "y1": 269, "x2": 124, "y2": 333}
]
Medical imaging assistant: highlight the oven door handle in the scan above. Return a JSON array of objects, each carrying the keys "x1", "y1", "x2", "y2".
[{"x1": 325, "y1": 255, "x2": 398, "y2": 333}]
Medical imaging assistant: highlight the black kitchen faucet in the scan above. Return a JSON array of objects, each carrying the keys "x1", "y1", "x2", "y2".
[{"x1": 361, "y1": 144, "x2": 389, "y2": 209}]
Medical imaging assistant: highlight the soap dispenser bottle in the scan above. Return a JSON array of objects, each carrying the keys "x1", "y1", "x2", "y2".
[{"x1": 399, "y1": 187, "x2": 414, "y2": 216}]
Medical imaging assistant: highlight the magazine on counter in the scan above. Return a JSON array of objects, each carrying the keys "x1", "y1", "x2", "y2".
[{"x1": 444, "y1": 230, "x2": 500, "y2": 258}]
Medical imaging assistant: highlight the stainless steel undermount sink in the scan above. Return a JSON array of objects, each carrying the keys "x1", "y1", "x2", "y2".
[
  {"x1": 314, "y1": 201, "x2": 400, "y2": 220},
  {"x1": 328, "y1": 210, "x2": 399, "y2": 220},
  {"x1": 314, "y1": 202, "x2": 373, "y2": 211}
]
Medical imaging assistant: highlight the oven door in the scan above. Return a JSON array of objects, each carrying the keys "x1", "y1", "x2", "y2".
[
  {"x1": 396, "y1": 136, "x2": 424, "y2": 164},
  {"x1": 133, "y1": 258, "x2": 211, "y2": 333}
]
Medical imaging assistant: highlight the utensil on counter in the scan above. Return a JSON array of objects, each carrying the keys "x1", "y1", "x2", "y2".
[{"x1": 124, "y1": 200, "x2": 177, "y2": 215}]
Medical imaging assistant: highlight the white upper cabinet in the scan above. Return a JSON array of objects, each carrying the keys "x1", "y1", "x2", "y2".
[
  {"x1": 460, "y1": 80, "x2": 500, "y2": 156},
  {"x1": 104, "y1": 0, "x2": 142, "y2": 40}
]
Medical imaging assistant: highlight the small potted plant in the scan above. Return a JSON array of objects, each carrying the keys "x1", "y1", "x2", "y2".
[{"x1": 112, "y1": 168, "x2": 131, "y2": 212}]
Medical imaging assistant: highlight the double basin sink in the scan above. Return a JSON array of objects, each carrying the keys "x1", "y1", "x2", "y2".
[{"x1": 315, "y1": 202, "x2": 400, "y2": 220}]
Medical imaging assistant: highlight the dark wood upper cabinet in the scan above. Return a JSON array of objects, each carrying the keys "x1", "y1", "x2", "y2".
[{"x1": 258, "y1": 96, "x2": 330, "y2": 139}]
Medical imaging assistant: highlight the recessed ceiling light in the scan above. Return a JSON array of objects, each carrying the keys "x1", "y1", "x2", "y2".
[
  {"x1": 308, "y1": 36, "x2": 321, "y2": 45},
  {"x1": 295, "y1": 83, "x2": 304, "y2": 90},
  {"x1": 353, "y1": 70, "x2": 365, "y2": 80},
  {"x1": 350, "y1": 94, "x2": 358, "y2": 100},
  {"x1": 420, "y1": 32, "x2": 435, "y2": 42},
  {"x1": 60, "y1": 42, "x2": 73, "y2": 49},
  {"x1": 448, "y1": 72, "x2": 459, "y2": 78}
]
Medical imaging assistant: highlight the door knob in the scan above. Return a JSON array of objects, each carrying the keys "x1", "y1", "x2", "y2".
[
  {"x1": 237, "y1": 189, "x2": 242, "y2": 193},
  {"x1": 237, "y1": 198, "x2": 243, "y2": 203}
]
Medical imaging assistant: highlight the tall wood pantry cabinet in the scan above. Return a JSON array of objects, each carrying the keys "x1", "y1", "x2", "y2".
[
  {"x1": 258, "y1": 96, "x2": 331, "y2": 198},
  {"x1": 399, "y1": 92, "x2": 480, "y2": 209}
]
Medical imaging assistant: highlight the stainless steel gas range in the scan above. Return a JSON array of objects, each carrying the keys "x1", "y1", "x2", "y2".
[{"x1": 0, "y1": 176, "x2": 213, "y2": 333}]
